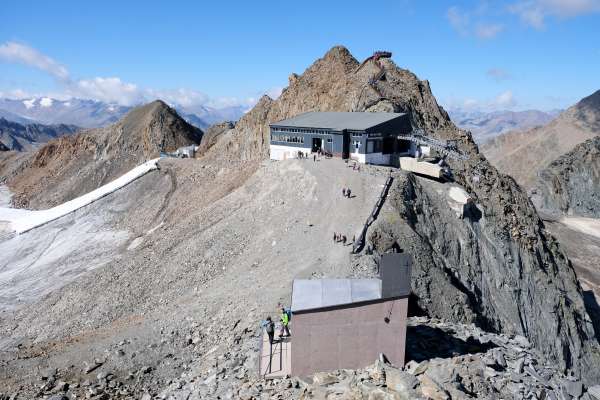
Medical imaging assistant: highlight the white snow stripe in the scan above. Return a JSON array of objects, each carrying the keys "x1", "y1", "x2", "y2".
[{"x1": 0, "y1": 159, "x2": 160, "y2": 234}]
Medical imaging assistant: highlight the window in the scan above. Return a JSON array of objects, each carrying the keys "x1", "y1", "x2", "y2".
[
  {"x1": 327, "y1": 138, "x2": 332, "y2": 143},
  {"x1": 351, "y1": 131, "x2": 363, "y2": 137}
]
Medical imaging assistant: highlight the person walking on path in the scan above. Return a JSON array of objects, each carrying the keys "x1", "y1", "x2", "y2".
[
  {"x1": 279, "y1": 307, "x2": 291, "y2": 337},
  {"x1": 313, "y1": 154, "x2": 316, "y2": 162},
  {"x1": 342, "y1": 188, "x2": 346, "y2": 197},
  {"x1": 346, "y1": 188, "x2": 352, "y2": 198},
  {"x1": 265, "y1": 316, "x2": 275, "y2": 345}
]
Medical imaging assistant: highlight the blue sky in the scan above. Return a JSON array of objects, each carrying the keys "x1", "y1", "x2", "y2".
[{"x1": 0, "y1": 0, "x2": 599, "y2": 111}]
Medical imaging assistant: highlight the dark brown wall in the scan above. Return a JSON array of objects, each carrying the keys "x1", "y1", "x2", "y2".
[{"x1": 291, "y1": 298, "x2": 408, "y2": 377}]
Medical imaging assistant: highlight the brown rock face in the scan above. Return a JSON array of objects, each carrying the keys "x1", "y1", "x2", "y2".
[
  {"x1": 482, "y1": 89, "x2": 600, "y2": 188},
  {"x1": 206, "y1": 46, "x2": 600, "y2": 383},
  {"x1": 7, "y1": 100, "x2": 202, "y2": 208}
]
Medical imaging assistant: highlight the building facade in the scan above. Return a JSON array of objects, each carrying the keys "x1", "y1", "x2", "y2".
[
  {"x1": 289, "y1": 253, "x2": 412, "y2": 377},
  {"x1": 269, "y1": 112, "x2": 413, "y2": 165}
]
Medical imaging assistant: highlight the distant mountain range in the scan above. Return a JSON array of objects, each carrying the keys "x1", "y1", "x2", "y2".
[
  {"x1": 448, "y1": 109, "x2": 561, "y2": 143},
  {"x1": 0, "y1": 118, "x2": 80, "y2": 151},
  {"x1": 0, "y1": 97, "x2": 247, "y2": 131}
]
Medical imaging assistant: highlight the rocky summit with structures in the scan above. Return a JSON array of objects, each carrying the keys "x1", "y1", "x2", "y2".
[
  {"x1": 0, "y1": 46, "x2": 599, "y2": 400},
  {"x1": 208, "y1": 46, "x2": 600, "y2": 382},
  {"x1": 531, "y1": 136, "x2": 600, "y2": 218}
]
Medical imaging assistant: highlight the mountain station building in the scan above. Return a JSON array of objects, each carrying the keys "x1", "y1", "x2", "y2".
[{"x1": 269, "y1": 112, "x2": 414, "y2": 165}]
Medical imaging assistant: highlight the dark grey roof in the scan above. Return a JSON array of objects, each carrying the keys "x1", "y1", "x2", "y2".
[
  {"x1": 291, "y1": 279, "x2": 381, "y2": 313},
  {"x1": 270, "y1": 112, "x2": 406, "y2": 131}
]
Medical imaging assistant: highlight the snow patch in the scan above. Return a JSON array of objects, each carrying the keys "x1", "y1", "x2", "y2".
[
  {"x1": 0, "y1": 159, "x2": 160, "y2": 234},
  {"x1": 22, "y1": 98, "x2": 36, "y2": 109},
  {"x1": 40, "y1": 97, "x2": 53, "y2": 107}
]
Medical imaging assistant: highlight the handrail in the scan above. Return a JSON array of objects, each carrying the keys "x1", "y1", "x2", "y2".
[
  {"x1": 353, "y1": 175, "x2": 394, "y2": 253},
  {"x1": 397, "y1": 131, "x2": 468, "y2": 161}
]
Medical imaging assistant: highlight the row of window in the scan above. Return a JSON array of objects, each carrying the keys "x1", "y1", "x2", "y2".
[
  {"x1": 272, "y1": 127, "x2": 330, "y2": 135},
  {"x1": 271, "y1": 135, "x2": 305, "y2": 144}
]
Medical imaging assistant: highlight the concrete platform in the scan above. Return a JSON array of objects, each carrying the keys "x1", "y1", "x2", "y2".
[{"x1": 258, "y1": 330, "x2": 291, "y2": 379}]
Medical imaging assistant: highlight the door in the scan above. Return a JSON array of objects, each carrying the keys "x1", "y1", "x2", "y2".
[
  {"x1": 342, "y1": 132, "x2": 350, "y2": 159},
  {"x1": 312, "y1": 138, "x2": 322, "y2": 152}
]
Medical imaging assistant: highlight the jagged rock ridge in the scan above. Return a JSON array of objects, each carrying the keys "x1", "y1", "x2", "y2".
[
  {"x1": 206, "y1": 46, "x2": 600, "y2": 383},
  {"x1": 6, "y1": 100, "x2": 202, "y2": 208},
  {"x1": 532, "y1": 136, "x2": 600, "y2": 217}
]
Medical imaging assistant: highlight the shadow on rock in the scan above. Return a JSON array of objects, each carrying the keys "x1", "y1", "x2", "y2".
[
  {"x1": 583, "y1": 290, "x2": 600, "y2": 344},
  {"x1": 406, "y1": 324, "x2": 497, "y2": 363}
]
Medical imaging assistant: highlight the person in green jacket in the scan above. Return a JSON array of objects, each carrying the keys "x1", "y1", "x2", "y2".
[{"x1": 279, "y1": 307, "x2": 291, "y2": 338}]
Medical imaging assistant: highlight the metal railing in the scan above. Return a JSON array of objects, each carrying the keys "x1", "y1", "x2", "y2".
[
  {"x1": 397, "y1": 130, "x2": 469, "y2": 161},
  {"x1": 353, "y1": 175, "x2": 394, "y2": 253}
]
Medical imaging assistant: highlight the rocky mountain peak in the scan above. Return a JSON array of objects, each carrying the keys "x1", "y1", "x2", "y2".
[
  {"x1": 201, "y1": 46, "x2": 600, "y2": 382},
  {"x1": 209, "y1": 46, "x2": 463, "y2": 161},
  {"x1": 7, "y1": 100, "x2": 202, "y2": 208}
]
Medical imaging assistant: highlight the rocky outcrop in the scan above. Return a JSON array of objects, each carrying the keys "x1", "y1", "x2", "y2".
[
  {"x1": 370, "y1": 172, "x2": 600, "y2": 384},
  {"x1": 482, "y1": 89, "x2": 600, "y2": 187},
  {"x1": 0, "y1": 141, "x2": 8, "y2": 151},
  {"x1": 532, "y1": 137, "x2": 600, "y2": 217},
  {"x1": 207, "y1": 46, "x2": 600, "y2": 383},
  {"x1": 13, "y1": 317, "x2": 588, "y2": 400},
  {"x1": 5, "y1": 100, "x2": 202, "y2": 208},
  {"x1": 197, "y1": 120, "x2": 235, "y2": 156}
]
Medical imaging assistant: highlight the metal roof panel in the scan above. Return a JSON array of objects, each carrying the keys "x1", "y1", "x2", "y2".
[{"x1": 270, "y1": 112, "x2": 406, "y2": 131}]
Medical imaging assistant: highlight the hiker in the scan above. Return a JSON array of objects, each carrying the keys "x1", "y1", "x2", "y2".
[
  {"x1": 279, "y1": 307, "x2": 291, "y2": 337},
  {"x1": 342, "y1": 188, "x2": 346, "y2": 197},
  {"x1": 265, "y1": 316, "x2": 275, "y2": 345},
  {"x1": 346, "y1": 188, "x2": 352, "y2": 198},
  {"x1": 313, "y1": 154, "x2": 316, "y2": 162},
  {"x1": 342, "y1": 235, "x2": 347, "y2": 245},
  {"x1": 333, "y1": 232, "x2": 337, "y2": 243},
  {"x1": 352, "y1": 235, "x2": 355, "y2": 243}
]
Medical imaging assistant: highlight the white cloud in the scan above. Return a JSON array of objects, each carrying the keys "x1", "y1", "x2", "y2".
[
  {"x1": 447, "y1": 6, "x2": 470, "y2": 36},
  {"x1": 0, "y1": 41, "x2": 281, "y2": 110},
  {"x1": 494, "y1": 90, "x2": 517, "y2": 108},
  {"x1": 443, "y1": 90, "x2": 519, "y2": 112},
  {"x1": 510, "y1": 0, "x2": 600, "y2": 28},
  {"x1": 71, "y1": 77, "x2": 142, "y2": 106},
  {"x1": 487, "y1": 68, "x2": 512, "y2": 81},
  {"x1": 475, "y1": 23, "x2": 504, "y2": 38},
  {"x1": 0, "y1": 88, "x2": 30, "y2": 99},
  {"x1": 447, "y1": 6, "x2": 503, "y2": 39},
  {"x1": 0, "y1": 42, "x2": 69, "y2": 81}
]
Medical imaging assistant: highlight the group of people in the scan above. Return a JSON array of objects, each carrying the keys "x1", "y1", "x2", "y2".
[
  {"x1": 342, "y1": 187, "x2": 352, "y2": 198},
  {"x1": 333, "y1": 232, "x2": 355, "y2": 246},
  {"x1": 264, "y1": 306, "x2": 291, "y2": 345}
]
